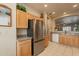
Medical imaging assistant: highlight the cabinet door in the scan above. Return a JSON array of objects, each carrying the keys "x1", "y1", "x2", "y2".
[
  {"x1": 77, "y1": 37, "x2": 79, "y2": 47},
  {"x1": 62, "y1": 37, "x2": 64, "y2": 44},
  {"x1": 72, "y1": 37, "x2": 75, "y2": 46},
  {"x1": 64, "y1": 37, "x2": 67, "y2": 45},
  {"x1": 16, "y1": 9, "x2": 28, "y2": 28},
  {"x1": 70, "y1": 36, "x2": 73, "y2": 46},
  {"x1": 16, "y1": 10, "x2": 20, "y2": 28},
  {"x1": 26, "y1": 13, "x2": 28, "y2": 28},
  {"x1": 70, "y1": 36, "x2": 74, "y2": 46},
  {"x1": 17, "y1": 40, "x2": 32, "y2": 56},
  {"x1": 20, "y1": 42, "x2": 28, "y2": 56},
  {"x1": 44, "y1": 36, "x2": 49, "y2": 47},
  {"x1": 73, "y1": 36, "x2": 79, "y2": 47},
  {"x1": 20, "y1": 12, "x2": 27, "y2": 28},
  {"x1": 61, "y1": 35, "x2": 65, "y2": 44},
  {"x1": 60, "y1": 35, "x2": 68, "y2": 45},
  {"x1": 27, "y1": 40, "x2": 32, "y2": 56},
  {"x1": 59, "y1": 35, "x2": 63, "y2": 44},
  {"x1": 66, "y1": 36, "x2": 72, "y2": 46}
]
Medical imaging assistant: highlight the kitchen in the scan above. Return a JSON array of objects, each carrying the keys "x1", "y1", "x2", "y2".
[
  {"x1": 16, "y1": 3, "x2": 79, "y2": 56},
  {"x1": 0, "y1": 3, "x2": 79, "y2": 56},
  {"x1": 16, "y1": 3, "x2": 45, "y2": 56}
]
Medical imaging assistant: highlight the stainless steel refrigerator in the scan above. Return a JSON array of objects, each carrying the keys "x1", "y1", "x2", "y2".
[
  {"x1": 33, "y1": 20, "x2": 45, "y2": 56},
  {"x1": 27, "y1": 20, "x2": 45, "y2": 56}
]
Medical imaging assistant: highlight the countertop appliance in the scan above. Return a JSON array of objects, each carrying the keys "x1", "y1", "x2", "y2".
[{"x1": 27, "y1": 20, "x2": 45, "y2": 56}]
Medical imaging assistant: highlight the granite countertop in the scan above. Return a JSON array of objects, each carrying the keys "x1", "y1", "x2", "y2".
[
  {"x1": 52, "y1": 31, "x2": 79, "y2": 35},
  {"x1": 17, "y1": 37, "x2": 32, "y2": 42},
  {"x1": 17, "y1": 35, "x2": 32, "y2": 40},
  {"x1": 17, "y1": 37, "x2": 32, "y2": 40}
]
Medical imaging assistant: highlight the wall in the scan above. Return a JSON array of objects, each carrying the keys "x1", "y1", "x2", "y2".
[{"x1": 0, "y1": 3, "x2": 16, "y2": 56}]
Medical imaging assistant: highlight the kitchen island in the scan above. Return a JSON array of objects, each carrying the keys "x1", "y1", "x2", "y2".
[{"x1": 52, "y1": 31, "x2": 79, "y2": 47}]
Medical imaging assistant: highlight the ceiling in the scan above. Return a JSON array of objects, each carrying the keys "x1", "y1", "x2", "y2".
[{"x1": 25, "y1": 3, "x2": 79, "y2": 18}]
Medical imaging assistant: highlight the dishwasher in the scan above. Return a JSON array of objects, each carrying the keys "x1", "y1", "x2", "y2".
[{"x1": 52, "y1": 33, "x2": 59, "y2": 43}]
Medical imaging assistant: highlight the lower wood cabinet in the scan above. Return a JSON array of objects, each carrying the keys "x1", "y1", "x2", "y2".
[
  {"x1": 44, "y1": 35, "x2": 49, "y2": 48},
  {"x1": 72, "y1": 36, "x2": 79, "y2": 47},
  {"x1": 59, "y1": 34, "x2": 79, "y2": 47},
  {"x1": 16, "y1": 39, "x2": 32, "y2": 56},
  {"x1": 59, "y1": 35, "x2": 65, "y2": 44},
  {"x1": 64, "y1": 37, "x2": 67, "y2": 45}
]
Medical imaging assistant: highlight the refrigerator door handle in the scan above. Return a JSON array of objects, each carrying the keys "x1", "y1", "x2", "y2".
[{"x1": 34, "y1": 39, "x2": 44, "y2": 43}]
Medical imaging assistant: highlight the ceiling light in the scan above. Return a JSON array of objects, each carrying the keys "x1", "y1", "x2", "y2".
[
  {"x1": 52, "y1": 12, "x2": 55, "y2": 14},
  {"x1": 44, "y1": 4, "x2": 48, "y2": 7},
  {"x1": 73, "y1": 4, "x2": 78, "y2": 8},
  {"x1": 63, "y1": 12, "x2": 66, "y2": 14}
]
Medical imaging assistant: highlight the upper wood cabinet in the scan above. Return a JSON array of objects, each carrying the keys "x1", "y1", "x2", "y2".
[
  {"x1": 34, "y1": 16, "x2": 42, "y2": 21},
  {"x1": 16, "y1": 9, "x2": 28, "y2": 28},
  {"x1": 28, "y1": 13, "x2": 34, "y2": 20},
  {"x1": 28, "y1": 13, "x2": 43, "y2": 21}
]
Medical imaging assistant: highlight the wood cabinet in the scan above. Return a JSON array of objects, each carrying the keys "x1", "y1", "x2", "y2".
[
  {"x1": 16, "y1": 10, "x2": 42, "y2": 28},
  {"x1": 35, "y1": 16, "x2": 42, "y2": 21},
  {"x1": 59, "y1": 34, "x2": 79, "y2": 47},
  {"x1": 67, "y1": 36, "x2": 73, "y2": 46},
  {"x1": 72, "y1": 36, "x2": 79, "y2": 47},
  {"x1": 64, "y1": 37, "x2": 67, "y2": 45},
  {"x1": 44, "y1": 35, "x2": 49, "y2": 47},
  {"x1": 28, "y1": 13, "x2": 42, "y2": 21},
  {"x1": 28, "y1": 13, "x2": 34, "y2": 19},
  {"x1": 16, "y1": 9, "x2": 28, "y2": 28},
  {"x1": 16, "y1": 39, "x2": 31, "y2": 56},
  {"x1": 59, "y1": 35, "x2": 65, "y2": 44}
]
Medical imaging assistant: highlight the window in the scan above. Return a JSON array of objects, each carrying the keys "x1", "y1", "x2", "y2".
[{"x1": 0, "y1": 4, "x2": 12, "y2": 27}]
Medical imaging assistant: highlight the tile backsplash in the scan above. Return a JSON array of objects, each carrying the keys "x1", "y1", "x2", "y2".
[{"x1": 17, "y1": 28, "x2": 27, "y2": 36}]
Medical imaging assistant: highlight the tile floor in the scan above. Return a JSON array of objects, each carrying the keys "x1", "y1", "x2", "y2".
[{"x1": 38, "y1": 42, "x2": 79, "y2": 56}]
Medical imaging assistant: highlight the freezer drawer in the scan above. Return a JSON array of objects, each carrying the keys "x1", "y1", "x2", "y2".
[{"x1": 33, "y1": 39, "x2": 45, "y2": 56}]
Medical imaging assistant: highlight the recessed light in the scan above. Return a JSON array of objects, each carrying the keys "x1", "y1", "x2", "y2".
[
  {"x1": 73, "y1": 4, "x2": 78, "y2": 8},
  {"x1": 52, "y1": 12, "x2": 55, "y2": 14},
  {"x1": 63, "y1": 12, "x2": 66, "y2": 14},
  {"x1": 44, "y1": 4, "x2": 48, "y2": 7}
]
